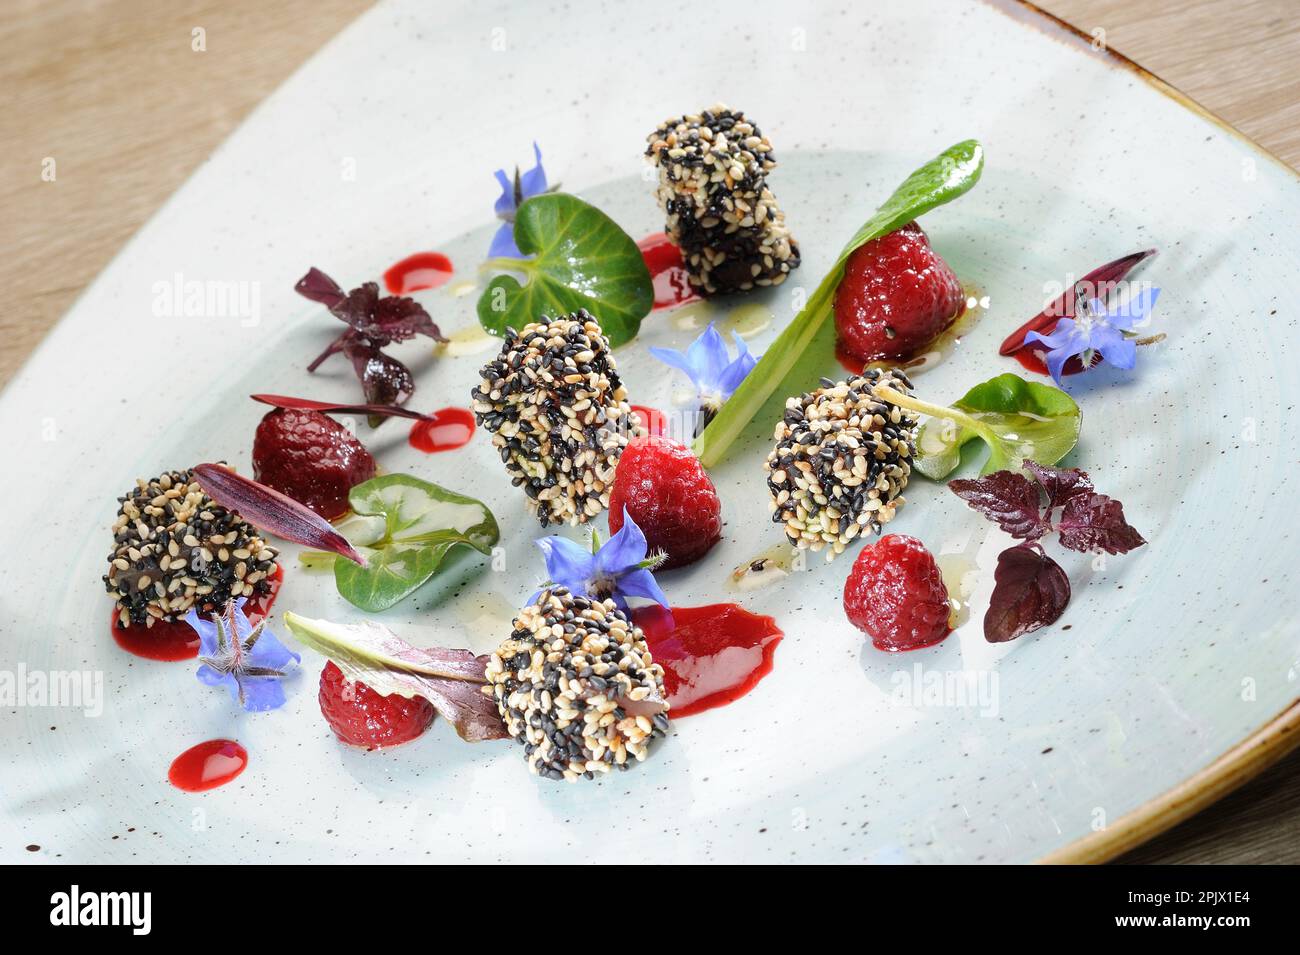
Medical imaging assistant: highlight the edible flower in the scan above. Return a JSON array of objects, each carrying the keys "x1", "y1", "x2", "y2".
[
  {"x1": 535, "y1": 509, "x2": 668, "y2": 612},
  {"x1": 650, "y1": 322, "x2": 758, "y2": 429},
  {"x1": 490, "y1": 143, "x2": 550, "y2": 259},
  {"x1": 1024, "y1": 286, "x2": 1161, "y2": 386},
  {"x1": 186, "y1": 600, "x2": 300, "y2": 712}
]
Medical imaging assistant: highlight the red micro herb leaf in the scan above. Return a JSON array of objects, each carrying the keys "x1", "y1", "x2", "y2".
[
  {"x1": 954, "y1": 460, "x2": 1146, "y2": 643},
  {"x1": 345, "y1": 341, "x2": 415, "y2": 409},
  {"x1": 294, "y1": 267, "x2": 347, "y2": 309},
  {"x1": 296, "y1": 267, "x2": 447, "y2": 415},
  {"x1": 193, "y1": 463, "x2": 366, "y2": 566},
  {"x1": 250, "y1": 394, "x2": 434, "y2": 422},
  {"x1": 999, "y1": 249, "x2": 1157, "y2": 356},
  {"x1": 948, "y1": 470, "x2": 1048, "y2": 540},
  {"x1": 985, "y1": 543, "x2": 1071, "y2": 643},
  {"x1": 1057, "y1": 493, "x2": 1147, "y2": 555},
  {"x1": 1022, "y1": 459, "x2": 1095, "y2": 509}
]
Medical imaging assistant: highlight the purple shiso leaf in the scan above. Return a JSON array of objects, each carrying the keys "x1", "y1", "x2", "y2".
[
  {"x1": 294, "y1": 267, "x2": 347, "y2": 309},
  {"x1": 948, "y1": 470, "x2": 1048, "y2": 541},
  {"x1": 1022, "y1": 459, "x2": 1095, "y2": 510},
  {"x1": 250, "y1": 394, "x2": 434, "y2": 422},
  {"x1": 296, "y1": 267, "x2": 446, "y2": 420},
  {"x1": 345, "y1": 344, "x2": 415, "y2": 410},
  {"x1": 193, "y1": 463, "x2": 366, "y2": 566},
  {"x1": 984, "y1": 543, "x2": 1071, "y2": 643},
  {"x1": 1056, "y1": 493, "x2": 1147, "y2": 555},
  {"x1": 373, "y1": 293, "x2": 447, "y2": 343},
  {"x1": 306, "y1": 334, "x2": 348, "y2": 373}
]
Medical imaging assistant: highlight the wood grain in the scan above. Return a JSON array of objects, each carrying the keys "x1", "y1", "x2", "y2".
[
  {"x1": 3, "y1": 0, "x2": 1297, "y2": 863},
  {"x1": 0, "y1": 0, "x2": 373, "y2": 387},
  {"x1": 1046, "y1": 0, "x2": 1300, "y2": 167}
]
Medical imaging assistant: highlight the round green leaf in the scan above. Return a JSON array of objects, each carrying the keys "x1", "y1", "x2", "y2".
[
  {"x1": 477, "y1": 193, "x2": 652, "y2": 347},
  {"x1": 332, "y1": 474, "x2": 499, "y2": 613},
  {"x1": 915, "y1": 373, "x2": 1082, "y2": 479}
]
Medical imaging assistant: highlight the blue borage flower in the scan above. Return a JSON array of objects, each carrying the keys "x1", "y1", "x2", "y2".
[
  {"x1": 1025, "y1": 286, "x2": 1161, "y2": 386},
  {"x1": 186, "y1": 600, "x2": 300, "y2": 712},
  {"x1": 489, "y1": 143, "x2": 549, "y2": 259},
  {"x1": 533, "y1": 508, "x2": 669, "y2": 613},
  {"x1": 650, "y1": 322, "x2": 758, "y2": 424}
]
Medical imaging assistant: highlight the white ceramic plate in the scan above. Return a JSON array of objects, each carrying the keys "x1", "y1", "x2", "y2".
[{"x1": 5, "y1": 0, "x2": 1299, "y2": 864}]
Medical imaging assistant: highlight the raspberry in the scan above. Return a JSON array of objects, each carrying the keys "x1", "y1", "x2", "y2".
[
  {"x1": 317, "y1": 661, "x2": 435, "y2": 750},
  {"x1": 608, "y1": 436, "x2": 721, "y2": 569},
  {"x1": 252, "y1": 408, "x2": 376, "y2": 521},
  {"x1": 843, "y1": 534, "x2": 952, "y2": 651},
  {"x1": 833, "y1": 222, "x2": 964, "y2": 362}
]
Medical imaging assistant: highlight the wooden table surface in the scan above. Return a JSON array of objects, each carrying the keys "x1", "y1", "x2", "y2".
[{"x1": 4, "y1": 0, "x2": 1298, "y2": 864}]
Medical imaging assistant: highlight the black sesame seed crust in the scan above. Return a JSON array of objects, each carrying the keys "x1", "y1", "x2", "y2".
[
  {"x1": 484, "y1": 586, "x2": 670, "y2": 782},
  {"x1": 103, "y1": 467, "x2": 279, "y2": 628},
  {"x1": 470, "y1": 311, "x2": 644, "y2": 527},
  {"x1": 646, "y1": 104, "x2": 800, "y2": 296},
  {"x1": 764, "y1": 368, "x2": 918, "y2": 560}
]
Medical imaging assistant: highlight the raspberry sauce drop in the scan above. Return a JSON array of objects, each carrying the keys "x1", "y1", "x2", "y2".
[
  {"x1": 109, "y1": 565, "x2": 283, "y2": 662},
  {"x1": 639, "y1": 233, "x2": 699, "y2": 310},
  {"x1": 168, "y1": 739, "x2": 248, "y2": 792},
  {"x1": 632, "y1": 603, "x2": 783, "y2": 718},
  {"x1": 408, "y1": 407, "x2": 475, "y2": 453},
  {"x1": 835, "y1": 340, "x2": 868, "y2": 375},
  {"x1": 383, "y1": 251, "x2": 454, "y2": 295},
  {"x1": 631, "y1": 404, "x2": 668, "y2": 437}
]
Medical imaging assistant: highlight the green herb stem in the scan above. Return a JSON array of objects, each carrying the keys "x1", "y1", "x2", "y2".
[{"x1": 873, "y1": 383, "x2": 994, "y2": 442}]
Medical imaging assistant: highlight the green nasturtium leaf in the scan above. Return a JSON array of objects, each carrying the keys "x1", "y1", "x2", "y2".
[
  {"x1": 911, "y1": 373, "x2": 1082, "y2": 480},
  {"x1": 477, "y1": 193, "x2": 653, "y2": 348},
  {"x1": 306, "y1": 474, "x2": 499, "y2": 613},
  {"x1": 693, "y1": 139, "x2": 985, "y2": 468}
]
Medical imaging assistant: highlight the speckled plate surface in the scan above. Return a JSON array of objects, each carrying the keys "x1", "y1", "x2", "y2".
[{"x1": 4, "y1": 0, "x2": 1299, "y2": 864}]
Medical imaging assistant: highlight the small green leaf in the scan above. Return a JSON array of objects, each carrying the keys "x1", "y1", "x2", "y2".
[
  {"x1": 477, "y1": 193, "x2": 653, "y2": 347},
  {"x1": 693, "y1": 140, "x2": 984, "y2": 467},
  {"x1": 327, "y1": 474, "x2": 499, "y2": 612},
  {"x1": 910, "y1": 373, "x2": 1082, "y2": 480}
]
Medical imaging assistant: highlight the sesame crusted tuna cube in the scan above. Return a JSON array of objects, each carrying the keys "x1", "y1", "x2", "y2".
[
  {"x1": 470, "y1": 311, "x2": 644, "y2": 527},
  {"x1": 103, "y1": 467, "x2": 280, "y2": 627},
  {"x1": 646, "y1": 103, "x2": 800, "y2": 296},
  {"x1": 483, "y1": 587, "x2": 670, "y2": 782},
  {"x1": 765, "y1": 368, "x2": 919, "y2": 560}
]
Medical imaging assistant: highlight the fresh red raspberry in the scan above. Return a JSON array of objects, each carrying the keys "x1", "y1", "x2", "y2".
[
  {"x1": 843, "y1": 534, "x2": 952, "y2": 651},
  {"x1": 317, "y1": 661, "x2": 435, "y2": 749},
  {"x1": 608, "y1": 436, "x2": 722, "y2": 569},
  {"x1": 833, "y1": 222, "x2": 964, "y2": 362},
  {"x1": 252, "y1": 408, "x2": 376, "y2": 521}
]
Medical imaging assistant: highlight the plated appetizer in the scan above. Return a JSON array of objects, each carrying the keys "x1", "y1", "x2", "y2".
[{"x1": 101, "y1": 103, "x2": 1155, "y2": 790}]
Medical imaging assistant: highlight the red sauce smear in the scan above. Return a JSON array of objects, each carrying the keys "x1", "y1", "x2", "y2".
[
  {"x1": 631, "y1": 404, "x2": 668, "y2": 437},
  {"x1": 835, "y1": 340, "x2": 868, "y2": 375},
  {"x1": 998, "y1": 249, "x2": 1156, "y2": 355},
  {"x1": 168, "y1": 739, "x2": 248, "y2": 792},
  {"x1": 408, "y1": 406, "x2": 475, "y2": 453},
  {"x1": 383, "y1": 251, "x2": 454, "y2": 295},
  {"x1": 110, "y1": 565, "x2": 283, "y2": 662},
  {"x1": 638, "y1": 233, "x2": 699, "y2": 310},
  {"x1": 632, "y1": 603, "x2": 783, "y2": 718}
]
